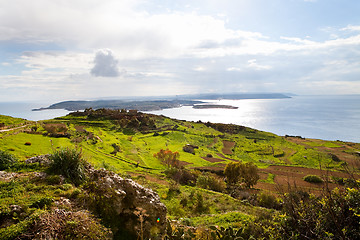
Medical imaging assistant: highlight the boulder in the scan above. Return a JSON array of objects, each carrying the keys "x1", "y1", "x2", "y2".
[{"x1": 86, "y1": 168, "x2": 167, "y2": 239}]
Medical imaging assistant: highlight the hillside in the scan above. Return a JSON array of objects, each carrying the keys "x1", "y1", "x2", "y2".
[{"x1": 0, "y1": 111, "x2": 359, "y2": 239}]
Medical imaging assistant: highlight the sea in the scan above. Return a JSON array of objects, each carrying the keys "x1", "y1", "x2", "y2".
[{"x1": 0, "y1": 95, "x2": 359, "y2": 143}]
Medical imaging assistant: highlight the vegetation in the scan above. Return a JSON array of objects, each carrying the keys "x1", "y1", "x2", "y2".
[
  {"x1": 303, "y1": 174, "x2": 323, "y2": 183},
  {"x1": 224, "y1": 162, "x2": 260, "y2": 188},
  {"x1": 48, "y1": 148, "x2": 89, "y2": 186},
  {"x1": 0, "y1": 111, "x2": 359, "y2": 239},
  {"x1": 0, "y1": 150, "x2": 18, "y2": 170},
  {"x1": 280, "y1": 187, "x2": 360, "y2": 239},
  {"x1": 154, "y1": 149, "x2": 180, "y2": 168}
]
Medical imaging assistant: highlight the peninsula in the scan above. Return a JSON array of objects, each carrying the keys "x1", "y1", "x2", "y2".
[{"x1": 33, "y1": 93, "x2": 291, "y2": 112}]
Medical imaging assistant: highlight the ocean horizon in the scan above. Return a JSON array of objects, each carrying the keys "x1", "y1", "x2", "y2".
[{"x1": 0, "y1": 95, "x2": 359, "y2": 143}]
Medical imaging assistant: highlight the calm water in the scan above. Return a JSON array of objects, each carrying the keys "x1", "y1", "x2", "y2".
[
  {"x1": 146, "y1": 95, "x2": 360, "y2": 143},
  {"x1": 0, "y1": 102, "x2": 70, "y2": 121},
  {"x1": 0, "y1": 95, "x2": 359, "y2": 142}
]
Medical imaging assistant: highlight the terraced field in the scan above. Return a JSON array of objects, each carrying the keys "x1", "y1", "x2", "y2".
[{"x1": 1, "y1": 111, "x2": 360, "y2": 238}]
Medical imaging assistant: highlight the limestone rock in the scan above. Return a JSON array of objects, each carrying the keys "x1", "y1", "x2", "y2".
[
  {"x1": 25, "y1": 154, "x2": 51, "y2": 166},
  {"x1": 87, "y1": 168, "x2": 167, "y2": 239}
]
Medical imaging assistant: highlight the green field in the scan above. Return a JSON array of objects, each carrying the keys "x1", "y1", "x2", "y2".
[{"x1": 1, "y1": 111, "x2": 359, "y2": 239}]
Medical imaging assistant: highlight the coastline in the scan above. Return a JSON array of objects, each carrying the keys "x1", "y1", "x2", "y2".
[
  {"x1": 193, "y1": 104, "x2": 238, "y2": 109},
  {"x1": 1, "y1": 95, "x2": 359, "y2": 143}
]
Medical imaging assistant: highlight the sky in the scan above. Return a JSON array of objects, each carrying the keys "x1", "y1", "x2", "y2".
[{"x1": 1, "y1": 0, "x2": 360, "y2": 102}]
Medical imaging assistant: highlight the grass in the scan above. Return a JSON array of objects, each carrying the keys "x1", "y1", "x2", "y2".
[
  {"x1": 0, "y1": 115, "x2": 29, "y2": 128},
  {"x1": 48, "y1": 148, "x2": 88, "y2": 186},
  {"x1": 1, "y1": 111, "x2": 359, "y2": 238},
  {"x1": 259, "y1": 173, "x2": 276, "y2": 184},
  {"x1": 190, "y1": 211, "x2": 255, "y2": 228}
]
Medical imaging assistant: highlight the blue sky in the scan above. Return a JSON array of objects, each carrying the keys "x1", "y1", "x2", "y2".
[{"x1": 0, "y1": 0, "x2": 359, "y2": 102}]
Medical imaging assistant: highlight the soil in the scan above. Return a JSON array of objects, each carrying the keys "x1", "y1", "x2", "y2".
[
  {"x1": 222, "y1": 140, "x2": 235, "y2": 155},
  {"x1": 201, "y1": 157, "x2": 225, "y2": 163},
  {"x1": 256, "y1": 165, "x2": 359, "y2": 195},
  {"x1": 215, "y1": 153, "x2": 239, "y2": 162}
]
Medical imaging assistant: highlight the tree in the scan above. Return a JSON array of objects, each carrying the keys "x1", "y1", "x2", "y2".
[
  {"x1": 154, "y1": 149, "x2": 180, "y2": 168},
  {"x1": 239, "y1": 162, "x2": 260, "y2": 188},
  {"x1": 224, "y1": 162, "x2": 259, "y2": 188},
  {"x1": 224, "y1": 162, "x2": 241, "y2": 185}
]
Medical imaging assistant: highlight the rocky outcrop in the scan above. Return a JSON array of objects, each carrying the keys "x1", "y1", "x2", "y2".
[
  {"x1": 85, "y1": 168, "x2": 167, "y2": 239},
  {"x1": 25, "y1": 154, "x2": 51, "y2": 166},
  {"x1": 23, "y1": 154, "x2": 167, "y2": 239}
]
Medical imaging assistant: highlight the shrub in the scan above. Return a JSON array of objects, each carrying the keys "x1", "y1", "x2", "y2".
[
  {"x1": 303, "y1": 175, "x2": 323, "y2": 183},
  {"x1": 168, "y1": 180, "x2": 181, "y2": 195},
  {"x1": 48, "y1": 148, "x2": 88, "y2": 186},
  {"x1": 194, "y1": 193, "x2": 209, "y2": 214},
  {"x1": 164, "y1": 167, "x2": 197, "y2": 185},
  {"x1": 196, "y1": 173, "x2": 226, "y2": 193},
  {"x1": 30, "y1": 197, "x2": 53, "y2": 209},
  {"x1": 19, "y1": 209, "x2": 112, "y2": 239},
  {"x1": 257, "y1": 192, "x2": 281, "y2": 210},
  {"x1": 224, "y1": 162, "x2": 260, "y2": 188},
  {"x1": 154, "y1": 149, "x2": 180, "y2": 168},
  {"x1": 45, "y1": 175, "x2": 63, "y2": 185},
  {"x1": 224, "y1": 162, "x2": 241, "y2": 185},
  {"x1": 280, "y1": 187, "x2": 360, "y2": 239},
  {"x1": 0, "y1": 150, "x2": 18, "y2": 170}
]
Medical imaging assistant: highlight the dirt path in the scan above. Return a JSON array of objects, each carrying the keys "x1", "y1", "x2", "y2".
[
  {"x1": 216, "y1": 153, "x2": 239, "y2": 162},
  {"x1": 0, "y1": 124, "x2": 29, "y2": 132},
  {"x1": 201, "y1": 156, "x2": 225, "y2": 163}
]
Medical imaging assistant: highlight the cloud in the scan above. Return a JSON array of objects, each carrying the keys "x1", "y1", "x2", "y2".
[
  {"x1": 1, "y1": 0, "x2": 360, "y2": 101},
  {"x1": 341, "y1": 25, "x2": 360, "y2": 32},
  {"x1": 90, "y1": 49, "x2": 119, "y2": 77},
  {"x1": 247, "y1": 59, "x2": 272, "y2": 70}
]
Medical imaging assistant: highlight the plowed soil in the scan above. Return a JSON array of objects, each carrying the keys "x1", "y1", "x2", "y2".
[{"x1": 222, "y1": 140, "x2": 235, "y2": 155}]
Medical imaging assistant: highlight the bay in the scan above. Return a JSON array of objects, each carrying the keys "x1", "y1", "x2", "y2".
[
  {"x1": 0, "y1": 95, "x2": 359, "y2": 143},
  {"x1": 0, "y1": 102, "x2": 70, "y2": 121},
  {"x1": 146, "y1": 95, "x2": 360, "y2": 143}
]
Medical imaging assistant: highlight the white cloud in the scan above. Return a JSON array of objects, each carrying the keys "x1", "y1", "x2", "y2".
[
  {"x1": 247, "y1": 59, "x2": 272, "y2": 70},
  {"x1": 17, "y1": 51, "x2": 91, "y2": 73},
  {"x1": 341, "y1": 25, "x2": 360, "y2": 32},
  {"x1": 226, "y1": 67, "x2": 242, "y2": 72},
  {"x1": 193, "y1": 66, "x2": 206, "y2": 71},
  {"x1": 91, "y1": 49, "x2": 120, "y2": 77},
  {"x1": 1, "y1": 0, "x2": 360, "y2": 101}
]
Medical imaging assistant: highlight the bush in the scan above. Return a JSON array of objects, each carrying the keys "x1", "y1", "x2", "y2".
[
  {"x1": 303, "y1": 175, "x2": 323, "y2": 183},
  {"x1": 0, "y1": 150, "x2": 18, "y2": 170},
  {"x1": 30, "y1": 197, "x2": 53, "y2": 209},
  {"x1": 196, "y1": 173, "x2": 226, "y2": 193},
  {"x1": 19, "y1": 209, "x2": 112, "y2": 239},
  {"x1": 224, "y1": 162, "x2": 260, "y2": 188},
  {"x1": 154, "y1": 149, "x2": 180, "y2": 168},
  {"x1": 257, "y1": 192, "x2": 281, "y2": 210},
  {"x1": 48, "y1": 148, "x2": 88, "y2": 186},
  {"x1": 194, "y1": 193, "x2": 209, "y2": 214},
  {"x1": 280, "y1": 187, "x2": 360, "y2": 239},
  {"x1": 164, "y1": 167, "x2": 197, "y2": 185}
]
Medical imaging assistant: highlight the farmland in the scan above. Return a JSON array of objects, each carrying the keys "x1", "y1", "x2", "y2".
[{"x1": 1, "y1": 110, "x2": 359, "y2": 239}]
